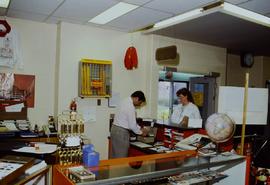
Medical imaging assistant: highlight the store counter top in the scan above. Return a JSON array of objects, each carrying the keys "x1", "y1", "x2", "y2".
[{"x1": 53, "y1": 150, "x2": 247, "y2": 185}]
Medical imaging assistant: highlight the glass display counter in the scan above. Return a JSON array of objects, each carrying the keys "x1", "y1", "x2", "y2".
[{"x1": 53, "y1": 150, "x2": 246, "y2": 185}]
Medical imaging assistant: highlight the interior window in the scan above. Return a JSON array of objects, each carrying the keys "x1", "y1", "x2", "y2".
[{"x1": 157, "y1": 71, "x2": 203, "y2": 124}]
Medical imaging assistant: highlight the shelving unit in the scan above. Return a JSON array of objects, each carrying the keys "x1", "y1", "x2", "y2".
[{"x1": 0, "y1": 100, "x2": 27, "y2": 120}]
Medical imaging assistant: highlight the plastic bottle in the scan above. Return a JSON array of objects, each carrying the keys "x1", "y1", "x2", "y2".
[{"x1": 82, "y1": 144, "x2": 100, "y2": 167}]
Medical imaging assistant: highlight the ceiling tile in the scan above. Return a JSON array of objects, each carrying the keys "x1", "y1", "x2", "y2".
[
  {"x1": 85, "y1": 21, "x2": 130, "y2": 32},
  {"x1": 224, "y1": 0, "x2": 249, "y2": 5},
  {"x1": 8, "y1": 0, "x2": 64, "y2": 15},
  {"x1": 44, "y1": 16, "x2": 59, "y2": 24},
  {"x1": 3, "y1": 0, "x2": 270, "y2": 33},
  {"x1": 7, "y1": 9, "x2": 48, "y2": 22},
  {"x1": 122, "y1": 0, "x2": 153, "y2": 6},
  {"x1": 107, "y1": 7, "x2": 172, "y2": 31},
  {"x1": 238, "y1": 0, "x2": 270, "y2": 15},
  {"x1": 52, "y1": 0, "x2": 118, "y2": 22},
  {"x1": 45, "y1": 16, "x2": 84, "y2": 25},
  {"x1": 144, "y1": 0, "x2": 216, "y2": 14}
]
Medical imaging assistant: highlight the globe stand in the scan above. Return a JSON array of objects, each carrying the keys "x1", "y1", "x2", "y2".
[
  {"x1": 215, "y1": 143, "x2": 223, "y2": 155},
  {"x1": 205, "y1": 113, "x2": 236, "y2": 155}
]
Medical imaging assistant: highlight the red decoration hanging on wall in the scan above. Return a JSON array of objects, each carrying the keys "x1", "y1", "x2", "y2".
[
  {"x1": 124, "y1": 46, "x2": 138, "y2": 70},
  {"x1": 0, "y1": 20, "x2": 11, "y2": 37}
]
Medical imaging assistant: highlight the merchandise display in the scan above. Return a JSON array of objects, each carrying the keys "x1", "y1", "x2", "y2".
[{"x1": 57, "y1": 112, "x2": 85, "y2": 165}]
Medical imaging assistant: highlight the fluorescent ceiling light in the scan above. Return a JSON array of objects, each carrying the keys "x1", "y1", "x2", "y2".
[
  {"x1": 0, "y1": 0, "x2": 10, "y2": 8},
  {"x1": 221, "y1": 2, "x2": 270, "y2": 27},
  {"x1": 89, "y1": 2, "x2": 138, "y2": 24},
  {"x1": 154, "y1": 8, "x2": 203, "y2": 29}
]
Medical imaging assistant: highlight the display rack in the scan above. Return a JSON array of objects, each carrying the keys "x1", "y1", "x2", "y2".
[
  {"x1": 79, "y1": 59, "x2": 112, "y2": 98},
  {"x1": 57, "y1": 112, "x2": 85, "y2": 165}
]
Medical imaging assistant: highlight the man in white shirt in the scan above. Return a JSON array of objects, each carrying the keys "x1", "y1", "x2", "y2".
[
  {"x1": 111, "y1": 91, "x2": 147, "y2": 158},
  {"x1": 171, "y1": 88, "x2": 201, "y2": 126}
]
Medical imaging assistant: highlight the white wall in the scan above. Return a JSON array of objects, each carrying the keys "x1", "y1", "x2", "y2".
[
  {"x1": 226, "y1": 54, "x2": 264, "y2": 87},
  {"x1": 0, "y1": 18, "x2": 57, "y2": 126},
  {"x1": 57, "y1": 22, "x2": 151, "y2": 113}
]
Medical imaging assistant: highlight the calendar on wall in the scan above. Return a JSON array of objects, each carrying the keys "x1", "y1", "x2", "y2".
[{"x1": 79, "y1": 59, "x2": 112, "y2": 98}]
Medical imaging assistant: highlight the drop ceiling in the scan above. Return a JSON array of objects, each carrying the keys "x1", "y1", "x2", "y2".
[{"x1": 1, "y1": 0, "x2": 270, "y2": 55}]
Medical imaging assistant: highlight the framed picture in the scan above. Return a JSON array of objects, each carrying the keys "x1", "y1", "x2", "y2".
[{"x1": 0, "y1": 73, "x2": 35, "y2": 107}]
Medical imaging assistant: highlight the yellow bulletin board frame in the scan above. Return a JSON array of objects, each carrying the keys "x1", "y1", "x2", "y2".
[{"x1": 79, "y1": 59, "x2": 112, "y2": 98}]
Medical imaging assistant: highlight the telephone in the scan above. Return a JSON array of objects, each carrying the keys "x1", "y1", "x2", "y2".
[
  {"x1": 175, "y1": 134, "x2": 211, "y2": 150},
  {"x1": 43, "y1": 123, "x2": 57, "y2": 136},
  {"x1": 1, "y1": 121, "x2": 19, "y2": 131}
]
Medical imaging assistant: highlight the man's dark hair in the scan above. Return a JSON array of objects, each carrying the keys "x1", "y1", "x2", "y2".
[
  {"x1": 131, "y1": 91, "x2": 146, "y2": 102},
  {"x1": 176, "y1": 88, "x2": 194, "y2": 103}
]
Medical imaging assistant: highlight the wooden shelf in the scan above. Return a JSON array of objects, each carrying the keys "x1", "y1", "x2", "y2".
[{"x1": 0, "y1": 100, "x2": 27, "y2": 120}]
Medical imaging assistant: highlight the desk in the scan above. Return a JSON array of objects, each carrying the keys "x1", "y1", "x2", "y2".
[
  {"x1": 14, "y1": 165, "x2": 51, "y2": 185},
  {"x1": 0, "y1": 136, "x2": 58, "y2": 164},
  {"x1": 108, "y1": 122, "x2": 202, "y2": 158},
  {"x1": 0, "y1": 155, "x2": 51, "y2": 185},
  {"x1": 3, "y1": 136, "x2": 58, "y2": 144}
]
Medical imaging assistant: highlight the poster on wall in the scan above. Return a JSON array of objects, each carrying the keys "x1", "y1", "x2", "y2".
[{"x1": 0, "y1": 73, "x2": 35, "y2": 107}]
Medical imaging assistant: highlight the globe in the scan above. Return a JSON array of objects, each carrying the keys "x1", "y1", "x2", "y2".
[{"x1": 205, "y1": 113, "x2": 236, "y2": 143}]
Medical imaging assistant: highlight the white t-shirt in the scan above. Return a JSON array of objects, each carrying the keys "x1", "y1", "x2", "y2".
[
  {"x1": 113, "y1": 97, "x2": 142, "y2": 135},
  {"x1": 170, "y1": 102, "x2": 201, "y2": 124},
  {"x1": 0, "y1": 29, "x2": 23, "y2": 69}
]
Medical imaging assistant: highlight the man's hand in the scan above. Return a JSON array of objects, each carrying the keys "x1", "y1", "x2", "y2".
[{"x1": 140, "y1": 127, "x2": 149, "y2": 137}]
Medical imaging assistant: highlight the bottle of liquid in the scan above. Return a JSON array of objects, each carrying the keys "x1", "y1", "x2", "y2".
[
  {"x1": 70, "y1": 99, "x2": 77, "y2": 121},
  {"x1": 70, "y1": 99, "x2": 77, "y2": 111},
  {"x1": 34, "y1": 124, "x2": 39, "y2": 134}
]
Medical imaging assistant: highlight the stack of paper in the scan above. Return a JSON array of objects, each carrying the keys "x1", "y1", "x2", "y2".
[{"x1": 25, "y1": 161, "x2": 47, "y2": 175}]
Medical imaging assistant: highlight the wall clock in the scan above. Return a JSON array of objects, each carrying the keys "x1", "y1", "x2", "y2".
[{"x1": 241, "y1": 53, "x2": 254, "y2": 68}]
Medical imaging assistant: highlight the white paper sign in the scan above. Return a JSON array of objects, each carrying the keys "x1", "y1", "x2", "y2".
[
  {"x1": 218, "y1": 86, "x2": 268, "y2": 125},
  {"x1": 5, "y1": 103, "x2": 24, "y2": 112},
  {"x1": 82, "y1": 107, "x2": 96, "y2": 122}
]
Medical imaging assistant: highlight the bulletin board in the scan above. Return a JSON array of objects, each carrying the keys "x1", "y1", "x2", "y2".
[{"x1": 218, "y1": 86, "x2": 268, "y2": 125}]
